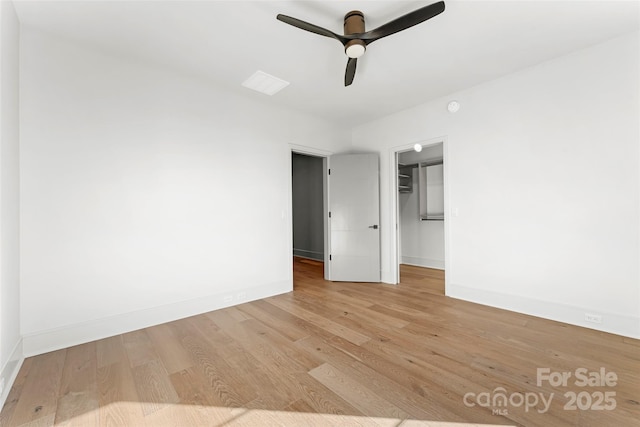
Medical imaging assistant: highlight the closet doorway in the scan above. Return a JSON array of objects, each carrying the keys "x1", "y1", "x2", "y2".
[{"x1": 396, "y1": 141, "x2": 446, "y2": 295}]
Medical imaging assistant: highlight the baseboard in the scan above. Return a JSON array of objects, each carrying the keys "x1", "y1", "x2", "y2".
[
  {"x1": 381, "y1": 269, "x2": 395, "y2": 284},
  {"x1": 22, "y1": 279, "x2": 292, "y2": 357},
  {"x1": 401, "y1": 256, "x2": 445, "y2": 270},
  {"x1": 293, "y1": 249, "x2": 323, "y2": 261},
  {"x1": 0, "y1": 338, "x2": 24, "y2": 412},
  {"x1": 447, "y1": 283, "x2": 640, "y2": 339}
]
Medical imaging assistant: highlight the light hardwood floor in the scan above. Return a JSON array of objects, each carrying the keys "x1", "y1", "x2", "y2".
[
  {"x1": 399, "y1": 264, "x2": 445, "y2": 296},
  {"x1": 1, "y1": 257, "x2": 638, "y2": 426}
]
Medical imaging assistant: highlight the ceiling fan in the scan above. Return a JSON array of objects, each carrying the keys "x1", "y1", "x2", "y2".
[{"x1": 276, "y1": 1, "x2": 445, "y2": 86}]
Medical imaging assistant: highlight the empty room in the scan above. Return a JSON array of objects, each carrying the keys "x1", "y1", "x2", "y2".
[{"x1": 1, "y1": 0, "x2": 639, "y2": 426}]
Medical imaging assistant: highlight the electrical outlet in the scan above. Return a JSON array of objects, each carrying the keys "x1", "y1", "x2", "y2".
[
  {"x1": 223, "y1": 295, "x2": 233, "y2": 304},
  {"x1": 585, "y1": 313, "x2": 603, "y2": 324}
]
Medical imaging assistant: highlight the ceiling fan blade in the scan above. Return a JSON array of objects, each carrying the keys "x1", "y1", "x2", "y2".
[
  {"x1": 277, "y1": 14, "x2": 348, "y2": 45},
  {"x1": 359, "y1": 1, "x2": 445, "y2": 43},
  {"x1": 345, "y1": 57, "x2": 357, "y2": 86}
]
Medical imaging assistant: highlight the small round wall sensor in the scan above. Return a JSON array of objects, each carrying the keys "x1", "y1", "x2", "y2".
[{"x1": 447, "y1": 100, "x2": 460, "y2": 113}]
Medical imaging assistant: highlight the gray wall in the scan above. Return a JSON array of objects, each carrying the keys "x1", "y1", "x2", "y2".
[{"x1": 292, "y1": 153, "x2": 324, "y2": 261}]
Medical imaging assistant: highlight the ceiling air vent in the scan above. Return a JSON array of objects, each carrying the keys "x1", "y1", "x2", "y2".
[{"x1": 241, "y1": 70, "x2": 289, "y2": 96}]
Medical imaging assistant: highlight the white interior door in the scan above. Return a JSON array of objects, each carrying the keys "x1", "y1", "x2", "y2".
[{"x1": 328, "y1": 154, "x2": 380, "y2": 282}]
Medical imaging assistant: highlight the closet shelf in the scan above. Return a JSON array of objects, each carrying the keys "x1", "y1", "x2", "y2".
[{"x1": 421, "y1": 214, "x2": 444, "y2": 221}]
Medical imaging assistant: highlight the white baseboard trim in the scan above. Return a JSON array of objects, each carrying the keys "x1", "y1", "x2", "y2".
[
  {"x1": 447, "y1": 283, "x2": 640, "y2": 339},
  {"x1": 293, "y1": 249, "x2": 323, "y2": 261},
  {"x1": 381, "y1": 269, "x2": 395, "y2": 285},
  {"x1": 0, "y1": 338, "x2": 24, "y2": 412},
  {"x1": 22, "y1": 279, "x2": 292, "y2": 357},
  {"x1": 401, "y1": 256, "x2": 445, "y2": 270}
]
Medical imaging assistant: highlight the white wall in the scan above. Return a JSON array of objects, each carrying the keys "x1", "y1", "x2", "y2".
[
  {"x1": 0, "y1": 0, "x2": 22, "y2": 408},
  {"x1": 353, "y1": 32, "x2": 640, "y2": 338},
  {"x1": 19, "y1": 28, "x2": 350, "y2": 355},
  {"x1": 398, "y1": 144, "x2": 444, "y2": 269}
]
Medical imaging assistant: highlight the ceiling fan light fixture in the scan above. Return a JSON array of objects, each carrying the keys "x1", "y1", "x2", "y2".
[
  {"x1": 345, "y1": 40, "x2": 366, "y2": 58},
  {"x1": 277, "y1": 1, "x2": 445, "y2": 86}
]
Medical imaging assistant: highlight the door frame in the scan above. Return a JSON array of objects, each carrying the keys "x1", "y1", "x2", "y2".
[
  {"x1": 389, "y1": 136, "x2": 450, "y2": 290},
  {"x1": 289, "y1": 144, "x2": 332, "y2": 280}
]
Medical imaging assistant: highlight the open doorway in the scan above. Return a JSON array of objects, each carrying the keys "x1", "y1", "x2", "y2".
[
  {"x1": 395, "y1": 141, "x2": 446, "y2": 295},
  {"x1": 290, "y1": 148, "x2": 330, "y2": 280},
  {"x1": 290, "y1": 149, "x2": 382, "y2": 284},
  {"x1": 292, "y1": 153, "x2": 324, "y2": 262}
]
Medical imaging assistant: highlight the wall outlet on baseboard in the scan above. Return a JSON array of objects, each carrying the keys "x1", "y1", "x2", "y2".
[{"x1": 584, "y1": 313, "x2": 603, "y2": 324}]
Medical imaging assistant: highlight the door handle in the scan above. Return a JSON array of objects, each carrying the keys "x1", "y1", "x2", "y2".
[{"x1": 369, "y1": 225, "x2": 379, "y2": 229}]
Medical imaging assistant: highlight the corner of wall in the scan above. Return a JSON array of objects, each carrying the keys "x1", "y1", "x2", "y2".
[
  {"x1": 0, "y1": 338, "x2": 24, "y2": 412},
  {"x1": 447, "y1": 283, "x2": 640, "y2": 339},
  {"x1": 0, "y1": 0, "x2": 23, "y2": 414},
  {"x1": 22, "y1": 279, "x2": 291, "y2": 357}
]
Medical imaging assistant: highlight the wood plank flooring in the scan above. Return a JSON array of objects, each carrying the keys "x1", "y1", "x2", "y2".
[
  {"x1": 399, "y1": 264, "x2": 444, "y2": 296},
  {"x1": 1, "y1": 257, "x2": 639, "y2": 426}
]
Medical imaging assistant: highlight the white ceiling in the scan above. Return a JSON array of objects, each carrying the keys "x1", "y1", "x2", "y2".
[{"x1": 13, "y1": 0, "x2": 640, "y2": 126}]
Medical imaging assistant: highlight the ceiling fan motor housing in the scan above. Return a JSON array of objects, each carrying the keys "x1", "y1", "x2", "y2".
[{"x1": 344, "y1": 10, "x2": 366, "y2": 58}]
